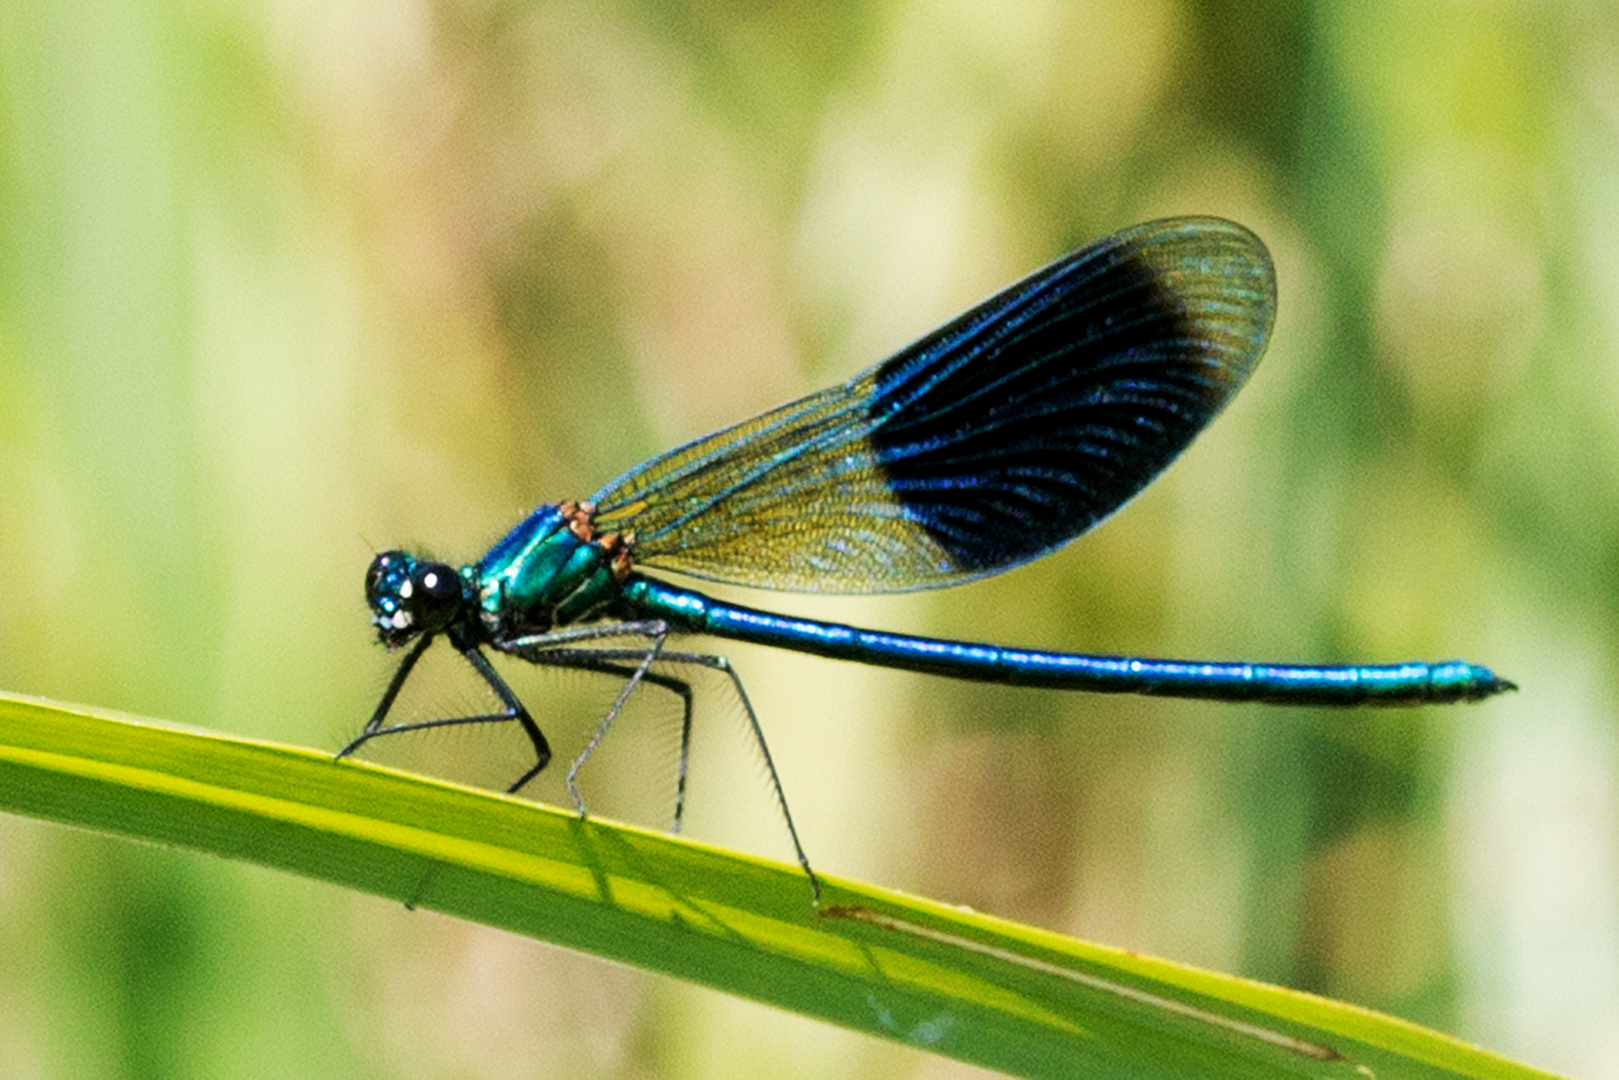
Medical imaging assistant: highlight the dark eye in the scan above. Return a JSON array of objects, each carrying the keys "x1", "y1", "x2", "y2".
[
  {"x1": 366, "y1": 552, "x2": 462, "y2": 645},
  {"x1": 409, "y1": 562, "x2": 463, "y2": 631}
]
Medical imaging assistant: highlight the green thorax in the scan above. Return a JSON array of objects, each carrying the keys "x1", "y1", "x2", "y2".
[{"x1": 472, "y1": 501, "x2": 632, "y2": 639}]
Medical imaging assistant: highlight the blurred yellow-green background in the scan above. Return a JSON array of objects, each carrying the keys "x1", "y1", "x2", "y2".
[{"x1": 1, "y1": 1, "x2": 1614, "y2": 1077}]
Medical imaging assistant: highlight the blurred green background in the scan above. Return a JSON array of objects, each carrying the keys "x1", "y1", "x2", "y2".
[{"x1": 0, "y1": 1, "x2": 1614, "y2": 1077}]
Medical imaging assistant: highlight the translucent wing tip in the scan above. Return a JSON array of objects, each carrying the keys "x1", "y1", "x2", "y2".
[{"x1": 1118, "y1": 215, "x2": 1278, "y2": 374}]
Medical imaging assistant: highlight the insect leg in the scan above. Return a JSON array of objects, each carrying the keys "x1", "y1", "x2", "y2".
[
  {"x1": 338, "y1": 633, "x2": 435, "y2": 759},
  {"x1": 520, "y1": 644, "x2": 821, "y2": 903},
  {"x1": 522, "y1": 648, "x2": 697, "y2": 832},
  {"x1": 459, "y1": 645, "x2": 552, "y2": 791},
  {"x1": 339, "y1": 636, "x2": 552, "y2": 787},
  {"x1": 566, "y1": 627, "x2": 669, "y2": 816},
  {"x1": 500, "y1": 620, "x2": 672, "y2": 809}
]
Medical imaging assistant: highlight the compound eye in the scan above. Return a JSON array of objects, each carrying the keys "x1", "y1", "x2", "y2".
[
  {"x1": 366, "y1": 551, "x2": 410, "y2": 608},
  {"x1": 409, "y1": 562, "x2": 463, "y2": 631}
]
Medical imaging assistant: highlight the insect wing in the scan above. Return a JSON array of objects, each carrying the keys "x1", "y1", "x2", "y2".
[{"x1": 591, "y1": 217, "x2": 1275, "y2": 594}]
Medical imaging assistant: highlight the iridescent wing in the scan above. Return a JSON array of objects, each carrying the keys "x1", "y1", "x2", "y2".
[{"x1": 590, "y1": 217, "x2": 1275, "y2": 594}]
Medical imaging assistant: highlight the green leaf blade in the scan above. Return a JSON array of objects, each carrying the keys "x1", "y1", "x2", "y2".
[{"x1": 0, "y1": 693, "x2": 1557, "y2": 1079}]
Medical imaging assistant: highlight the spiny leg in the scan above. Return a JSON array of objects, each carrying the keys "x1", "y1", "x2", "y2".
[
  {"x1": 502, "y1": 620, "x2": 673, "y2": 812},
  {"x1": 694, "y1": 652, "x2": 821, "y2": 903},
  {"x1": 457, "y1": 621, "x2": 696, "y2": 792},
  {"x1": 523, "y1": 648, "x2": 696, "y2": 832},
  {"x1": 460, "y1": 645, "x2": 552, "y2": 791},
  {"x1": 339, "y1": 638, "x2": 551, "y2": 786},
  {"x1": 564, "y1": 627, "x2": 670, "y2": 817},
  {"x1": 521, "y1": 642, "x2": 821, "y2": 903},
  {"x1": 338, "y1": 633, "x2": 434, "y2": 758},
  {"x1": 502, "y1": 619, "x2": 673, "y2": 653}
]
